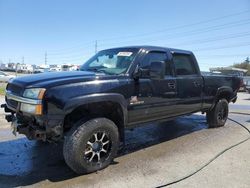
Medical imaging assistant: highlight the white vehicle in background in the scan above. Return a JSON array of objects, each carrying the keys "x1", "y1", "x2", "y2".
[
  {"x1": 0, "y1": 71, "x2": 15, "y2": 82},
  {"x1": 246, "y1": 80, "x2": 250, "y2": 93},
  {"x1": 61, "y1": 64, "x2": 79, "y2": 71},
  {"x1": 33, "y1": 68, "x2": 50, "y2": 74},
  {"x1": 49, "y1": 67, "x2": 61, "y2": 72}
]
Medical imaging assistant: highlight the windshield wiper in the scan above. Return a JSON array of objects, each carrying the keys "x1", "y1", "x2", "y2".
[{"x1": 84, "y1": 68, "x2": 113, "y2": 75}]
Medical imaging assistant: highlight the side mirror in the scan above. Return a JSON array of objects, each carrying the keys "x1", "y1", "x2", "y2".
[
  {"x1": 133, "y1": 65, "x2": 150, "y2": 79},
  {"x1": 150, "y1": 61, "x2": 165, "y2": 80},
  {"x1": 133, "y1": 65, "x2": 141, "y2": 79}
]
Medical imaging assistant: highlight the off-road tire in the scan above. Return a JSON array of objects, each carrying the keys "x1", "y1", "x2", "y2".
[
  {"x1": 63, "y1": 118, "x2": 119, "y2": 174},
  {"x1": 206, "y1": 99, "x2": 229, "y2": 128}
]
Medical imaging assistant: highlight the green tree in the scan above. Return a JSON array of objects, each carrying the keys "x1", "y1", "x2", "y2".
[
  {"x1": 244, "y1": 57, "x2": 249, "y2": 64},
  {"x1": 233, "y1": 57, "x2": 250, "y2": 76}
]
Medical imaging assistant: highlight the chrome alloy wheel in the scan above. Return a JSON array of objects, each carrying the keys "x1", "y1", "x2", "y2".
[
  {"x1": 84, "y1": 132, "x2": 111, "y2": 163},
  {"x1": 217, "y1": 102, "x2": 228, "y2": 123}
]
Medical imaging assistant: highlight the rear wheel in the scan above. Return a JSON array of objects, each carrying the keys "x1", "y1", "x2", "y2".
[
  {"x1": 63, "y1": 118, "x2": 119, "y2": 174},
  {"x1": 206, "y1": 99, "x2": 228, "y2": 128}
]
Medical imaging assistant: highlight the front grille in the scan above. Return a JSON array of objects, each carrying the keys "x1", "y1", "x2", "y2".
[
  {"x1": 6, "y1": 98, "x2": 18, "y2": 109},
  {"x1": 6, "y1": 83, "x2": 24, "y2": 110},
  {"x1": 6, "y1": 83, "x2": 24, "y2": 96}
]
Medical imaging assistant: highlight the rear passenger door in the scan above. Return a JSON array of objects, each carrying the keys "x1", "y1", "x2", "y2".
[{"x1": 172, "y1": 52, "x2": 203, "y2": 114}]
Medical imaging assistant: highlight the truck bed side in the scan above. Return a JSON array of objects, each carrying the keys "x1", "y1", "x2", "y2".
[{"x1": 202, "y1": 75, "x2": 240, "y2": 110}]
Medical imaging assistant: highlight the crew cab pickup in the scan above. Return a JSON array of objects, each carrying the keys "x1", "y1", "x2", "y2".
[{"x1": 2, "y1": 46, "x2": 241, "y2": 174}]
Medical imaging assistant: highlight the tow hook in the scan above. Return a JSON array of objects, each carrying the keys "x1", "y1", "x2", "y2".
[
  {"x1": 11, "y1": 117, "x2": 19, "y2": 136},
  {"x1": 5, "y1": 114, "x2": 13, "y2": 122},
  {"x1": 1, "y1": 104, "x2": 13, "y2": 113}
]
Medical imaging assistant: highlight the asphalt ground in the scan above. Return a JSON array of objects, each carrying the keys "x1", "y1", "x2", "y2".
[{"x1": 0, "y1": 93, "x2": 249, "y2": 188}]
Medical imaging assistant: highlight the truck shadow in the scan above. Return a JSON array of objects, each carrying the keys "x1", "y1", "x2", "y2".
[{"x1": 0, "y1": 114, "x2": 207, "y2": 187}]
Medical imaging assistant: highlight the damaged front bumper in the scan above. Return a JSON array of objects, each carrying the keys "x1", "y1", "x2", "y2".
[
  {"x1": 10, "y1": 116, "x2": 47, "y2": 141},
  {"x1": 2, "y1": 104, "x2": 64, "y2": 142}
]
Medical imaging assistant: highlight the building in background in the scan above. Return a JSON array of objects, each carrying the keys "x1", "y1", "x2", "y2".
[
  {"x1": 49, "y1": 64, "x2": 61, "y2": 72},
  {"x1": 0, "y1": 61, "x2": 80, "y2": 73},
  {"x1": 16, "y1": 63, "x2": 34, "y2": 73},
  {"x1": 209, "y1": 67, "x2": 248, "y2": 76}
]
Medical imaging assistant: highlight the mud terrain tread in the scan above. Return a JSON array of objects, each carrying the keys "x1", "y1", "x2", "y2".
[{"x1": 63, "y1": 118, "x2": 119, "y2": 174}]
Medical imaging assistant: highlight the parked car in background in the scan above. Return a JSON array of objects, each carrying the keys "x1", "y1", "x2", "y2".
[
  {"x1": 0, "y1": 71, "x2": 15, "y2": 82},
  {"x1": 246, "y1": 80, "x2": 250, "y2": 93},
  {"x1": 61, "y1": 64, "x2": 79, "y2": 71},
  {"x1": 33, "y1": 67, "x2": 50, "y2": 74},
  {"x1": 242, "y1": 77, "x2": 250, "y2": 92}
]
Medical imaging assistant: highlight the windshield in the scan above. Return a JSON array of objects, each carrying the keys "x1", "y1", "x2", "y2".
[{"x1": 80, "y1": 48, "x2": 139, "y2": 75}]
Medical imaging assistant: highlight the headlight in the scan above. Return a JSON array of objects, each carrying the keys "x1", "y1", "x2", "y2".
[
  {"x1": 20, "y1": 103, "x2": 42, "y2": 115},
  {"x1": 21, "y1": 88, "x2": 46, "y2": 115},
  {"x1": 23, "y1": 88, "x2": 46, "y2": 99}
]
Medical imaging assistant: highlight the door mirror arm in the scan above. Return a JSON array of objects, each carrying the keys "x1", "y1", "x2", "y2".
[
  {"x1": 133, "y1": 62, "x2": 165, "y2": 80},
  {"x1": 133, "y1": 65, "x2": 141, "y2": 80}
]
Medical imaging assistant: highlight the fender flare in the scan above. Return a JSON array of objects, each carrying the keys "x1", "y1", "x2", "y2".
[
  {"x1": 210, "y1": 86, "x2": 233, "y2": 110},
  {"x1": 63, "y1": 93, "x2": 128, "y2": 125}
]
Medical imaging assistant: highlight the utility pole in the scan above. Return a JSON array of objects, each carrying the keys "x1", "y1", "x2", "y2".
[
  {"x1": 45, "y1": 51, "x2": 47, "y2": 65},
  {"x1": 16, "y1": 63, "x2": 19, "y2": 76},
  {"x1": 22, "y1": 56, "x2": 24, "y2": 64},
  {"x1": 95, "y1": 40, "x2": 98, "y2": 53}
]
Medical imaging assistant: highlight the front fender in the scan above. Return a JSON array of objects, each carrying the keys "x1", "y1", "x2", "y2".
[{"x1": 64, "y1": 93, "x2": 128, "y2": 124}]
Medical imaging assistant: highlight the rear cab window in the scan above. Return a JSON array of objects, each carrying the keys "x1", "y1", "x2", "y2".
[{"x1": 172, "y1": 53, "x2": 198, "y2": 76}]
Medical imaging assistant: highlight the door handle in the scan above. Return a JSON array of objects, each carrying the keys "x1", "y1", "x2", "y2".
[
  {"x1": 168, "y1": 83, "x2": 176, "y2": 89},
  {"x1": 193, "y1": 81, "x2": 201, "y2": 87}
]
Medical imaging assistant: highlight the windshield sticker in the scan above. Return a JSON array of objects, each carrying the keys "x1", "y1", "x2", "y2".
[{"x1": 117, "y1": 52, "x2": 133, "y2": 56}]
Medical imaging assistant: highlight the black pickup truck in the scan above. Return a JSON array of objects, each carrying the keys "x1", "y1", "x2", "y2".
[{"x1": 3, "y1": 46, "x2": 241, "y2": 174}]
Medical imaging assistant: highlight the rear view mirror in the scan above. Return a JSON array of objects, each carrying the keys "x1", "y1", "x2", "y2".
[{"x1": 150, "y1": 61, "x2": 165, "y2": 80}]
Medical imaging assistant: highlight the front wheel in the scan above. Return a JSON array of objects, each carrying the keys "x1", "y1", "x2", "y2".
[
  {"x1": 206, "y1": 99, "x2": 229, "y2": 128},
  {"x1": 63, "y1": 118, "x2": 119, "y2": 174}
]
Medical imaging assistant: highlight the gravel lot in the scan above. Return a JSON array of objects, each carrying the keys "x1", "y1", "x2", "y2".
[{"x1": 0, "y1": 92, "x2": 249, "y2": 188}]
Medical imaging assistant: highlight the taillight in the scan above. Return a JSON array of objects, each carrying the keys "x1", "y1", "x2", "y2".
[{"x1": 240, "y1": 79, "x2": 243, "y2": 87}]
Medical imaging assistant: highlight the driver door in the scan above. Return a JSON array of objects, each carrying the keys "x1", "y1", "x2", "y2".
[{"x1": 127, "y1": 51, "x2": 177, "y2": 125}]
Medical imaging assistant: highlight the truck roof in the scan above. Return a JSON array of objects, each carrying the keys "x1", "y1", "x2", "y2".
[{"x1": 106, "y1": 45, "x2": 193, "y2": 55}]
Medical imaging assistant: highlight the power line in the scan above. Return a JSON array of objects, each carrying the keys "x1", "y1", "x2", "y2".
[
  {"x1": 48, "y1": 50, "x2": 92, "y2": 60},
  {"x1": 99, "y1": 19, "x2": 250, "y2": 48},
  {"x1": 47, "y1": 19, "x2": 250, "y2": 60},
  {"x1": 45, "y1": 51, "x2": 47, "y2": 65},
  {"x1": 169, "y1": 31, "x2": 250, "y2": 47},
  {"x1": 46, "y1": 40, "x2": 250, "y2": 63},
  {"x1": 193, "y1": 42, "x2": 250, "y2": 52},
  {"x1": 11, "y1": 9, "x2": 250, "y2": 64},
  {"x1": 198, "y1": 54, "x2": 250, "y2": 58},
  {"x1": 98, "y1": 10, "x2": 250, "y2": 42},
  {"x1": 44, "y1": 9, "x2": 250, "y2": 54},
  {"x1": 198, "y1": 55, "x2": 250, "y2": 60},
  {"x1": 95, "y1": 40, "x2": 98, "y2": 53},
  {"x1": 48, "y1": 42, "x2": 250, "y2": 65},
  {"x1": 47, "y1": 41, "x2": 94, "y2": 54}
]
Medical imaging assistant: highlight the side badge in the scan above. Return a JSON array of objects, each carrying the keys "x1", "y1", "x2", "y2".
[{"x1": 130, "y1": 96, "x2": 144, "y2": 105}]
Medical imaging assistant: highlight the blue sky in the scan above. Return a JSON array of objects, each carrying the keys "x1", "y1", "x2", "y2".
[{"x1": 0, "y1": 0, "x2": 250, "y2": 71}]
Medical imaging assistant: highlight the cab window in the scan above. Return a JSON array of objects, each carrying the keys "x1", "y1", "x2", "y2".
[
  {"x1": 141, "y1": 51, "x2": 171, "y2": 75},
  {"x1": 173, "y1": 54, "x2": 197, "y2": 76}
]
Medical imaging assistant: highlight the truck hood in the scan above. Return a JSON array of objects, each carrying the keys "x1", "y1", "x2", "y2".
[{"x1": 8, "y1": 71, "x2": 103, "y2": 88}]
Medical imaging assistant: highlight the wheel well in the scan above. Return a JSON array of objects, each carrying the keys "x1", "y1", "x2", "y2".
[
  {"x1": 217, "y1": 91, "x2": 231, "y2": 102},
  {"x1": 64, "y1": 101, "x2": 125, "y2": 141}
]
